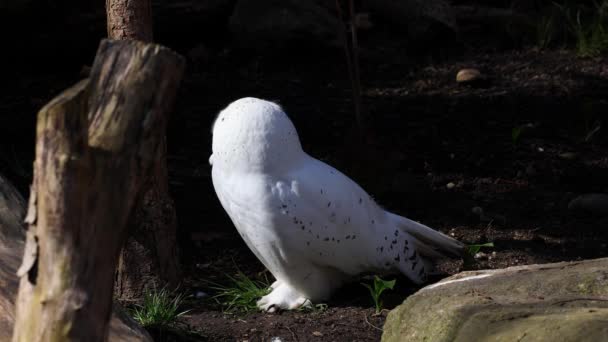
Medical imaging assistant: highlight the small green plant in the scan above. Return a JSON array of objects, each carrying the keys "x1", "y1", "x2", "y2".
[
  {"x1": 208, "y1": 271, "x2": 270, "y2": 313},
  {"x1": 537, "y1": 7, "x2": 559, "y2": 49},
  {"x1": 297, "y1": 302, "x2": 328, "y2": 313},
  {"x1": 465, "y1": 242, "x2": 495, "y2": 256},
  {"x1": 463, "y1": 242, "x2": 495, "y2": 268},
  {"x1": 362, "y1": 276, "x2": 396, "y2": 313},
  {"x1": 511, "y1": 123, "x2": 535, "y2": 144},
  {"x1": 131, "y1": 287, "x2": 190, "y2": 327}
]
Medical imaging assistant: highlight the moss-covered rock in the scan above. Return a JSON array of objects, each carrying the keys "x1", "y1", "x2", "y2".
[{"x1": 383, "y1": 259, "x2": 608, "y2": 342}]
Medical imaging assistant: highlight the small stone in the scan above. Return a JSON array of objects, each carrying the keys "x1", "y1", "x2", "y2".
[
  {"x1": 270, "y1": 337, "x2": 283, "y2": 342},
  {"x1": 456, "y1": 68, "x2": 482, "y2": 84},
  {"x1": 312, "y1": 331, "x2": 324, "y2": 337},
  {"x1": 474, "y1": 252, "x2": 488, "y2": 260},
  {"x1": 559, "y1": 152, "x2": 578, "y2": 160},
  {"x1": 537, "y1": 147, "x2": 544, "y2": 152},
  {"x1": 471, "y1": 206, "x2": 484, "y2": 216},
  {"x1": 195, "y1": 291, "x2": 207, "y2": 299},
  {"x1": 446, "y1": 182, "x2": 456, "y2": 189}
]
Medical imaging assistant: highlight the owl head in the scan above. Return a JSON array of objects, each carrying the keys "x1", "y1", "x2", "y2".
[{"x1": 211, "y1": 97, "x2": 304, "y2": 172}]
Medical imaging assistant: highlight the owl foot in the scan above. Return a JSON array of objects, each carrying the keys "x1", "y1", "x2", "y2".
[{"x1": 257, "y1": 282, "x2": 310, "y2": 312}]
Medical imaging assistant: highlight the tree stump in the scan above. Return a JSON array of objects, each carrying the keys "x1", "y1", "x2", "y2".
[
  {"x1": 0, "y1": 173, "x2": 152, "y2": 341},
  {"x1": 11, "y1": 38, "x2": 184, "y2": 342}
]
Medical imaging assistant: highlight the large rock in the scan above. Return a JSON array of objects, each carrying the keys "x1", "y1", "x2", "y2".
[
  {"x1": 383, "y1": 259, "x2": 608, "y2": 342},
  {"x1": 0, "y1": 174, "x2": 152, "y2": 341}
]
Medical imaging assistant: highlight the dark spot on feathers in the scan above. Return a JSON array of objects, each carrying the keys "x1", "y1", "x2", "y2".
[
  {"x1": 418, "y1": 267, "x2": 425, "y2": 276},
  {"x1": 345, "y1": 235, "x2": 351, "y2": 240},
  {"x1": 306, "y1": 241, "x2": 310, "y2": 246},
  {"x1": 380, "y1": 246, "x2": 384, "y2": 252},
  {"x1": 327, "y1": 202, "x2": 331, "y2": 207},
  {"x1": 384, "y1": 236, "x2": 388, "y2": 240},
  {"x1": 324, "y1": 237, "x2": 329, "y2": 241},
  {"x1": 316, "y1": 235, "x2": 320, "y2": 239},
  {"x1": 394, "y1": 230, "x2": 399, "y2": 236},
  {"x1": 391, "y1": 239, "x2": 397, "y2": 245},
  {"x1": 352, "y1": 235, "x2": 356, "y2": 239},
  {"x1": 371, "y1": 220, "x2": 375, "y2": 224},
  {"x1": 337, "y1": 240, "x2": 340, "y2": 243},
  {"x1": 411, "y1": 261, "x2": 418, "y2": 270},
  {"x1": 282, "y1": 204, "x2": 287, "y2": 208},
  {"x1": 394, "y1": 254, "x2": 401, "y2": 262},
  {"x1": 320, "y1": 189, "x2": 324, "y2": 194},
  {"x1": 359, "y1": 198, "x2": 362, "y2": 204},
  {"x1": 301, "y1": 226, "x2": 305, "y2": 230},
  {"x1": 405, "y1": 240, "x2": 409, "y2": 245},
  {"x1": 332, "y1": 237, "x2": 335, "y2": 241},
  {"x1": 409, "y1": 251, "x2": 417, "y2": 261},
  {"x1": 385, "y1": 262, "x2": 390, "y2": 267}
]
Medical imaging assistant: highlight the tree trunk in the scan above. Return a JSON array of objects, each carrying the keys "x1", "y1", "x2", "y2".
[
  {"x1": 11, "y1": 39, "x2": 184, "y2": 342},
  {"x1": 106, "y1": 0, "x2": 153, "y2": 42},
  {"x1": 106, "y1": 0, "x2": 182, "y2": 300}
]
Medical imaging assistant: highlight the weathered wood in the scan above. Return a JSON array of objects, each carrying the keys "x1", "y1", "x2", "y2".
[
  {"x1": 106, "y1": 0, "x2": 153, "y2": 42},
  {"x1": 11, "y1": 38, "x2": 184, "y2": 342},
  {"x1": 0, "y1": 173, "x2": 152, "y2": 341}
]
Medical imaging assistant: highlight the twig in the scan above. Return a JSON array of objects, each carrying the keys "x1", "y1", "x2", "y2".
[
  {"x1": 364, "y1": 313, "x2": 383, "y2": 332},
  {"x1": 552, "y1": 297, "x2": 608, "y2": 305},
  {"x1": 285, "y1": 325, "x2": 298, "y2": 342},
  {"x1": 335, "y1": 0, "x2": 364, "y2": 136}
]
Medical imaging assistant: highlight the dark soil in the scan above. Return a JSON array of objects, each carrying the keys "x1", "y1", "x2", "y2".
[{"x1": 2, "y1": 2, "x2": 608, "y2": 341}]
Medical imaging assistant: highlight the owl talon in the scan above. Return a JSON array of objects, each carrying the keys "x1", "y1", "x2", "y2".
[{"x1": 257, "y1": 282, "x2": 309, "y2": 311}]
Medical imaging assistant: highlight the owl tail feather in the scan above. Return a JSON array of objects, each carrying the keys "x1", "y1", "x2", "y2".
[{"x1": 392, "y1": 213, "x2": 464, "y2": 259}]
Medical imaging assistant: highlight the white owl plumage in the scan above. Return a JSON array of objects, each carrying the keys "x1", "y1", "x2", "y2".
[{"x1": 210, "y1": 97, "x2": 463, "y2": 311}]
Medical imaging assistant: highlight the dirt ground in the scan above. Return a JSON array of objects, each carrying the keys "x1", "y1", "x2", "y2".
[{"x1": 1, "y1": 2, "x2": 608, "y2": 341}]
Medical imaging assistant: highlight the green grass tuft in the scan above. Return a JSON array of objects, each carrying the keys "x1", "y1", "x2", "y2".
[
  {"x1": 537, "y1": 1, "x2": 608, "y2": 57},
  {"x1": 208, "y1": 271, "x2": 271, "y2": 313},
  {"x1": 131, "y1": 287, "x2": 190, "y2": 328}
]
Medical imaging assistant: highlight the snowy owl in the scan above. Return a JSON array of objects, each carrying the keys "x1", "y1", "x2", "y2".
[{"x1": 210, "y1": 97, "x2": 464, "y2": 311}]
